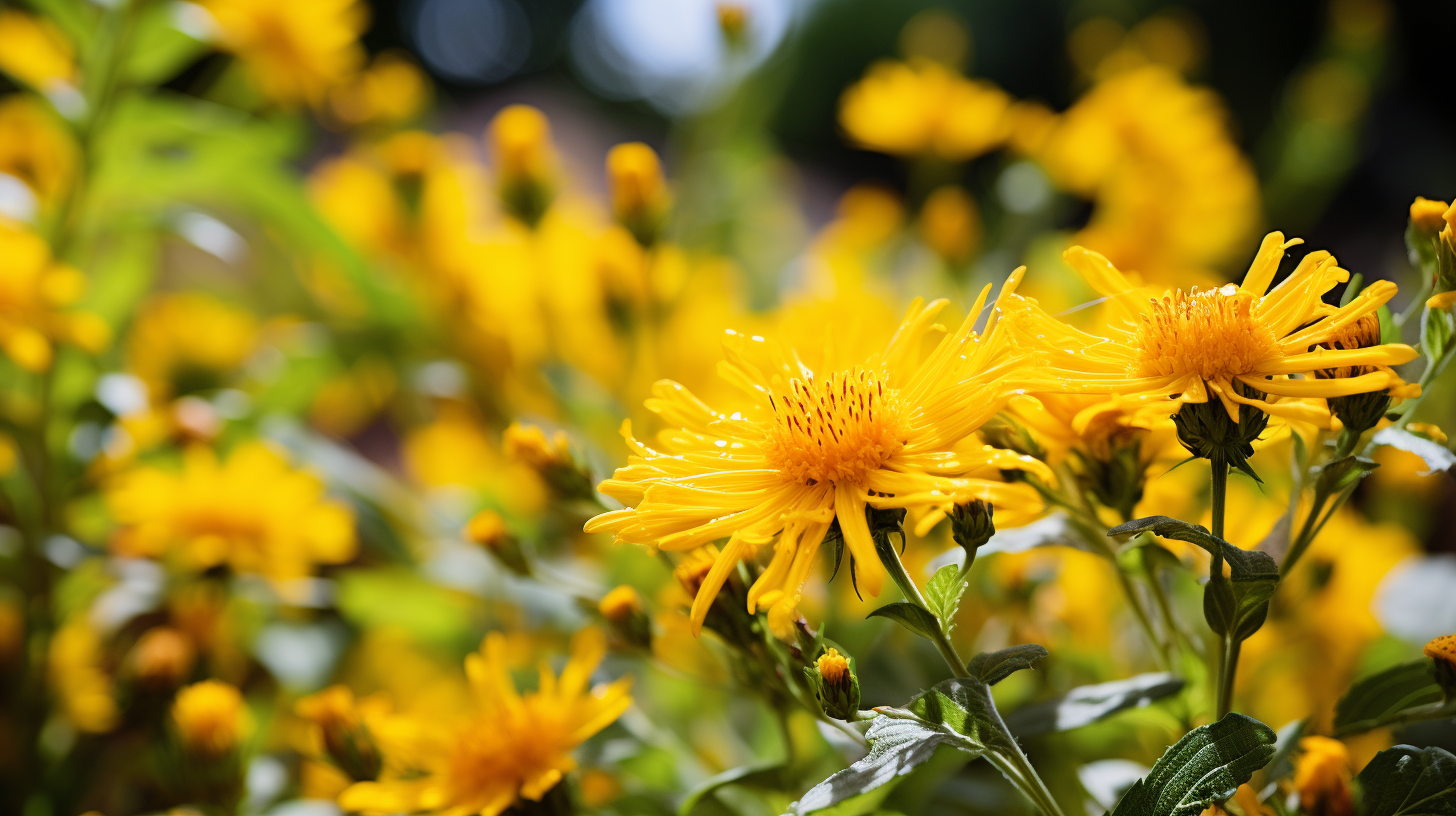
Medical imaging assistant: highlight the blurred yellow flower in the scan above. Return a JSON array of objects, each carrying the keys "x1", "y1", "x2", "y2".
[
  {"x1": 1006, "y1": 235, "x2": 1418, "y2": 422},
  {"x1": 173, "y1": 679, "x2": 250, "y2": 755},
  {"x1": 0, "y1": 10, "x2": 76, "y2": 90},
  {"x1": 129, "y1": 626, "x2": 196, "y2": 689},
  {"x1": 918, "y1": 185, "x2": 980, "y2": 264},
  {"x1": 0, "y1": 94, "x2": 77, "y2": 206},
  {"x1": 1294, "y1": 736, "x2": 1354, "y2": 816},
  {"x1": 126, "y1": 293, "x2": 258, "y2": 403},
  {"x1": 587, "y1": 281, "x2": 1049, "y2": 637},
  {"x1": 489, "y1": 104, "x2": 556, "y2": 224},
  {"x1": 339, "y1": 628, "x2": 631, "y2": 816},
  {"x1": 598, "y1": 585, "x2": 643, "y2": 623},
  {"x1": 203, "y1": 0, "x2": 366, "y2": 108},
  {"x1": 0, "y1": 217, "x2": 107, "y2": 371},
  {"x1": 50, "y1": 618, "x2": 118, "y2": 733},
  {"x1": 106, "y1": 442, "x2": 356, "y2": 584},
  {"x1": 606, "y1": 142, "x2": 670, "y2": 243},
  {"x1": 1034, "y1": 65, "x2": 1259, "y2": 284},
  {"x1": 839, "y1": 59, "x2": 1013, "y2": 161},
  {"x1": 326, "y1": 50, "x2": 429, "y2": 128}
]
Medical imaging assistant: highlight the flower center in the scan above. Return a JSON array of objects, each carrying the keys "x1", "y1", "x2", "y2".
[
  {"x1": 1129, "y1": 285, "x2": 1281, "y2": 382},
  {"x1": 763, "y1": 369, "x2": 908, "y2": 485}
]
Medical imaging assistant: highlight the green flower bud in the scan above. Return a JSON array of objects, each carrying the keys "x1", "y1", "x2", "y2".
[
  {"x1": 805, "y1": 648, "x2": 860, "y2": 720},
  {"x1": 1171, "y1": 381, "x2": 1269, "y2": 476},
  {"x1": 949, "y1": 498, "x2": 995, "y2": 568}
]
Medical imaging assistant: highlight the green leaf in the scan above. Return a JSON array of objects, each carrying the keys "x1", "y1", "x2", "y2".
[
  {"x1": 1372, "y1": 428, "x2": 1456, "y2": 476},
  {"x1": 968, "y1": 644, "x2": 1048, "y2": 686},
  {"x1": 1003, "y1": 672, "x2": 1184, "y2": 736},
  {"x1": 867, "y1": 602, "x2": 942, "y2": 641},
  {"x1": 924, "y1": 565, "x2": 966, "y2": 627},
  {"x1": 1354, "y1": 745, "x2": 1456, "y2": 816},
  {"x1": 1110, "y1": 517, "x2": 1279, "y2": 642},
  {"x1": 1333, "y1": 660, "x2": 1444, "y2": 737},
  {"x1": 123, "y1": 2, "x2": 208, "y2": 84},
  {"x1": 679, "y1": 762, "x2": 787, "y2": 816},
  {"x1": 1315, "y1": 455, "x2": 1381, "y2": 495},
  {"x1": 1423, "y1": 306, "x2": 1454, "y2": 361},
  {"x1": 792, "y1": 678, "x2": 1019, "y2": 815},
  {"x1": 1109, "y1": 712, "x2": 1277, "y2": 816},
  {"x1": 1203, "y1": 545, "x2": 1280, "y2": 642}
]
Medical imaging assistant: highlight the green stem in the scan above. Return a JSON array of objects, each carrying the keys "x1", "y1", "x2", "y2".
[
  {"x1": 1215, "y1": 637, "x2": 1240, "y2": 720},
  {"x1": 1112, "y1": 558, "x2": 1172, "y2": 671},
  {"x1": 1208, "y1": 459, "x2": 1239, "y2": 719},
  {"x1": 1141, "y1": 547, "x2": 1195, "y2": 662},
  {"x1": 875, "y1": 531, "x2": 971, "y2": 678},
  {"x1": 988, "y1": 746, "x2": 1069, "y2": 816},
  {"x1": 1209, "y1": 460, "x2": 1228, "y2": 542}
]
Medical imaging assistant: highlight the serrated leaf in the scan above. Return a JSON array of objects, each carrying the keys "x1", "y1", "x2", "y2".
[
  {"x1": 1333, "y1": 660, "x2": 1444, "y2": 737},
  {"x1": 1354, "y1": 745, "x2": 1456, "y2": 816},
  {"x1": 1109, "y1": 712, "x2": 1277, "y2": 816},
  {"x1": 1003, "y1": 673, "x2": 1184, "y2": 736},
  {"x1": 792, "y1": 677, "x2": 1022, "y2": 814},
  {"x1": 1372, "y1": 428, "x2": 1456, "y2": 476},
  {"x1": 968, "y1": 644, "x2": 1048, "y2": 686},
  {"x1": 789, "y1": 717, "x2": 969, "y2": 815},
  {"x1": 867, "y1": 602, "x2": 941, "y2": 641},
  {"x1": 1108, "y1": 516, "x2": 1222, "y2": 554},
  {"x1": 924, "y1": 565, "x2": 966, "y2": 626}
]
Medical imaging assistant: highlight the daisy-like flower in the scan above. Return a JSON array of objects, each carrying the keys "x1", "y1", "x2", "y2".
[
  {"x1": 339, "y1": 628, "x2": 631, "y2": 816},
  {"x1": 585, "y1": 276, "x2": 1049, "y2": 638},
  {"x1": 1004, "y1": 233, "x2": 1419, "y2": 424}
]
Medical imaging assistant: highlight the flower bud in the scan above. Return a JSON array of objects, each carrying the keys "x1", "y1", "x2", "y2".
[
  {"x1": 503, "y1": 422, "x2": 594, "y2": 501},
  {"x1": 1171, "y1": 381, "x2": 1269, "y2": 475},
  {"x1": 466, "y1": 509, "x2": 532, "y2": 577},
  {"x1": 1312, "y1": 312, "x2": 1390, "y2": 434},
  {"x1": 173, "y1": 680, "x2": 250, "y2": 757},
  {"x1": 805, "y1": 648, "x2": 860, "y2": 720},
  {"x1": 130, "y1": 627, "x2": 195, "y2": 690},
  {"x1": 1293, "y1": 736, "x2": 1354, "y2": 816},
  {"x1": 1411, "y1": 197, "x2": 1450, "y2": 237},
  {"x1": 919, "y1": 185, "x2": 980, "y2": 265},
  {"x1": 716, "y1": 3, "x2": 748, "y2": 49},
  {"x1": 607, "y1": 142, "x2": 670, "y2": 246},
  {"x1": 949, "y1": 498, "x2": 995, "y2": 567},
  {"x1": 296, "y1": 685, "x2": 382, "y2": 781},
  {"x1": 599, "y1": 585, "x2": 652, "y2": 650},
  {"x1": 488, "y1": 104, "x2": 555, "y2": 226},
  {"x1": 1425, "y1": 633, "x2": 1456, "y2": 698}
]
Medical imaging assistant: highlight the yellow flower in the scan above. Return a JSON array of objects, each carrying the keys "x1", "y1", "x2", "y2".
[
  {"x1": 106, "y1": 442, "x2": 356, "y2": 584},
  {"x1": 918, "y1": 185, "x2": 980, "y2": 264},
  {"x1": 816, "y1": 648, "x2": 849, "y2": 684},
  {"x1": 50, "y1": 618, "x2": 118, "y2": 733},
  {"x1": 839, "y1": 59, "x2": 1013, "y2": 161},
  {"x1": 606, "y1": 142, "x2": 670, "y2": 242},
  {"x1": 339, "y1": 628, "x2": 631, "y2": 816},
  {"x1": 1034, "y1": 65, "x2": 1260, "y2": 284},
  {"x1": 173, "y1": 679, "x2": 251, "y2": 755},
  {"x1": 326, "y1": 50, "x2": 429, "y2": 128},
  {"x1": 0, "y1": 10, "x2": 76, "y2": 90},
  {"x1": 129, "y1": 626, "x2": 196, "y2": 689},
  {"x1": 1410, "y1": 196, "x2": 1449, "y2": 236},
  {"x1": 0, "y1": 94, "x2": 77, "y2": 206},
  {"x1": 489, "y1": 104, "x2": 556, "y2": 224},
  {"x1": 1294, "y1": 736, "x2": 1354, "y2": 816},
  {"x1": 202, "y1": 0, "x2": 366, "y2": 108},
  {"x1": 586, "y1": 279, "x2": 1049, "y2": 637},
  {"x1": 1005, "y1": 235, "x2": 1418, "y2": 422},
  {"x1": 126, "y1": 293, "x2": 258, "y2": 403},
  {"x1": 0, "y1": 217, "x2": 106, "y2": 371},
  {"x1": 598, "y1": 585, "x2": 643, "y2": 623}
]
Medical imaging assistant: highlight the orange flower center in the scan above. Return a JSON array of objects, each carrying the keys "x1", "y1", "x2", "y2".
[
  {"x1": 1130, "y1": 285, "x2": 1281, "y2": 382},
  {"x1": 763, "y1": 369, "x2": 908, "y2": 485}
]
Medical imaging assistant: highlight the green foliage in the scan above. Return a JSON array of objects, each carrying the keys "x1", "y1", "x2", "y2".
[
  {"x1": 1003, "y1": 673, "x2": 1185, "y2": 736},
  {"x1": 1333, "y1": 659, "x2": 1445, "y2": 737},
  {"x1": 1354, "y1": 745, "x2": 1456, "y2": 816},
  {"x1": 923, "y1": 565, "x2": 966, "y2": 629},
  {"x1": 1107, "y1": 713, "x2": 1276, "y2": 816},
  {"x1": 866, "y1": 602, "x2": 942, "y2": 641},
  {"x1": 968, "y1": 644, "x2": 1048, "y2": 686}
]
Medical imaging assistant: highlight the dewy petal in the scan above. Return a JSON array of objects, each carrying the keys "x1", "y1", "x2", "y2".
[
  {"x1": 1239, "y1": 370, "x2": 1395, "y2": 398},
  {"x1": 1253, "y1": 344, "x2": 1418, "y2": 375},
  {"x1": 834, "y1": 483, "x2": 883, "y2": 597}
]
